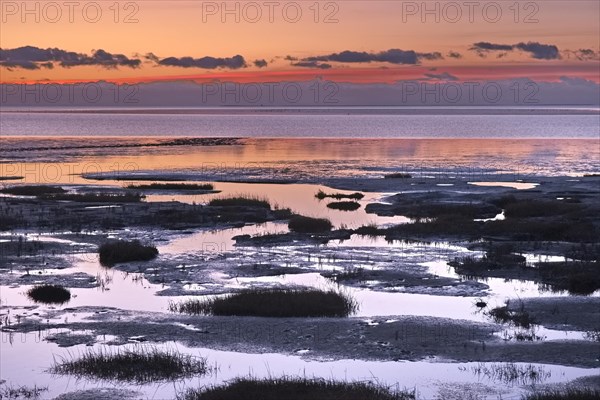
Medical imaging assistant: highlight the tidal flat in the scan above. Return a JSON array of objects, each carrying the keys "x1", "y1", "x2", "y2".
[{"x1": 0, "y1": 137, "x2": 599, "y2": 399}]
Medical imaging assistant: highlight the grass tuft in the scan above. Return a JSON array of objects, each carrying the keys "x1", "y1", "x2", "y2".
[
  {"x1": 469, "y1": 362, "x2": 549, "y2": 385},
  {"x1": 178, "y1": 377, "x2": 414, "y2": 400},
  {"x1": 208, "y1": 196, "x2": 271, "y2": 209},
  {"x1": 0, "y1": 384, "x2": 48, "y2": 399},
  {"x1": 51, "y1": 346, "x2": 208, "y2": 383},
  {"x1": 326, "y1": 201, "x2": 361, "y2": 211},
  {"x1": 98, "y1": 240, "x2": 158, "y2": 266},
  {"x1": 487, "y1": 304, "x2": 535, "y2": 329},
  {"x1": 288, "y1": 215, "x2": 333, "y2": 233},
  {"x1": 315, "y1": 190, "x2": 364, "y2": 200},
  {"x1": 27, "y1": 284, "x2": 71, "y2": 304},
  {"x1": 169, "y1": 288, "x2": 357, "y2": 317}
]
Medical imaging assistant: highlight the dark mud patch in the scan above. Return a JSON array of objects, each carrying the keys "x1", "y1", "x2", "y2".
[
  {"x1": 0, "y1": 272, "x2": 98, "y2": 290},
  {"x1": 450, "y1": 256, "x2": 600, "y2": 295},
  {"x1": 0, "y1": 196, "x2": 290, "y2": 232},
  {"x1": 321, "y1": 267, "x2": 489, "y2": 297},
  {"x1": 234, "y1": 229, "x2": 352, "y2": 246},
  {"x1": 54, "y1": 388, "x2": 140, "y2": 400},
  {"x1": 8, "y1": 307, "x2": 599, "y2": 367},
  {"x1": 505, "y1": 297, "x2": 600, "y2": 333}
]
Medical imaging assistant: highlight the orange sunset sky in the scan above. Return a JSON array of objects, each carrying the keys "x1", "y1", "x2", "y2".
[{"x1": 1, "y1": 0, "x2": 599, "y2": 84}]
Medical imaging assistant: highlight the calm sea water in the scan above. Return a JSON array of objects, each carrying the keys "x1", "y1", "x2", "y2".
[{"x1": 1, "y1": 107, "x2": 599, "y2": 138}]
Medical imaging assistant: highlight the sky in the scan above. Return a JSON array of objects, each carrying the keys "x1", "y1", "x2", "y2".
[{"x1": 0, "y1": 0, "x2": 599, "y2": 105}]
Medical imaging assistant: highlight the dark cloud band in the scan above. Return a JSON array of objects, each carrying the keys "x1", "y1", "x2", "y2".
[
  {"x1": 0, "y1": 46, "x2": 141, "y2": 70},
  {"x1": 470, "y1": 41, "x2": 560, "y2": 60}
]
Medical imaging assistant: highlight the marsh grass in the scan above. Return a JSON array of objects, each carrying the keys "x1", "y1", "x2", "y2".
[
  {"x1": 315, "y1": 190, "x2": 364, "y2": 200},
  {"x1": 0, "y1": 185, "x2": 66, "y2": 196},
  {"x1": 504, "y1": 200, "x2": 582, "y2": 218},
  {"x1": 51, "y1": 346, "x2": 208, "y2": 383},
  {"x1": 169, "y1": 288, "x2": 357, "y2": 317},
  {"x1": 325, "y1": 267, "x2": 366, "y2": 283},
  {"x1": 469, "y1": 362, "x2": 550, "y2": 385},
  {"x1": 27, "y1": 284, "x2": 71, "y2": 304},
  {"x1": 208, "y1": 196, "x2": 271, "y2": 209},
  {"x1": 355, "y1": 223, "x2": 386, "y2": 237},
  {"x1": 126, "y1": 183, "x2": 214, "y2": 191},
  {"x1": 487, "y1": 303, "x2": 535, "y2": 329},
  {"x1": 536, "y1": 261, "x2": 600, "y2": 295},
  {"x1": 326, "y1": 201, "x2": 361, "y2": 211},
  {"x1": 0, "y1": 384, "x2": 48, "y2": 399},
  {"x1": 288, "y1": 215, "x2": 333, "y2": 233},
  {"x1": 178, "y1": 377, "x2": 415, "y2": 400},
  {"x1": 522, "y1": 388, "x2": 600, "y2": 400},
  {"x1": 98, "y1": 240, "x2": 158, "y2": 266},
  {"x1": 40, "y1": 193, "x2": 144, "y2": 203}
]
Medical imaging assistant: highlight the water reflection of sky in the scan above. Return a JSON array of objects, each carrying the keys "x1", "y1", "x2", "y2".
[{"x1": 1, "y1": 138, "x2": 598, "y2": 181}]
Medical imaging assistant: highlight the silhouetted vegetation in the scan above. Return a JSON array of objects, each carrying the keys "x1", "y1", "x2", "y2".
[
  {"x1": 487, "y1": 302, "x2": 535, "y2": 329},
  {"x1": 178, "y1": 378, "x2": 415, "y2": 400},
  {"x1": 0, "y1": 185, "x2": 66, "y2": 196},
  {"x1": 288, "y1": 215, "x2": 333, "y2": 233},
  {"x1": 169, "y1": 288, "x2": 357, "y2": 317},
  {"x1": 522, "y1": 388, "x2": 600, "y2": 400},
  {"x1": 40, "y1": 193, "x2": 144, "y2": 203},
  {"x1": 536, "y1": 261, "x2": 600, "y2": 295},
  {"x1": 450, "y1": 250, "x2": 526, "y2": 273},
  {"x1": 327, "y1": 201, "x2": 361, "y2": 211},
  {"x1": 99, "y1": 240, "x2": 158, "y2": 266},
  {"x1": 27, "y1": 284, "x2": 71, "y2": 304},
  {"x1": 355, "y1": 223, "x2": 387, "y2": 237},
  {"x1": 209, "y1": 196, "x2": 271, "y2": 209},
  {"x1": 504, "y1": 200, "x2": 582, "y2": 218},
  {"x1": 384, "y1": 173, "x2": 412, "y2": 179},
  {"x1": 126, "y1": 183, "x2": 214, "y2": 191},
  {"x1": 469, "y1": 363, "x2": 549, "y2": 385},
  {"x1": 315, "y1": 190, "x2": 364, "y2": 200},
  {"x1": 382, "y1": 212, "x2": 597, "y2": 242},
  {"x1": 0, "y1": 384, "x2": 48, "y2": 399},
  {"x1": 51, "y1": 346, "x2": 208, "y2": 383}
]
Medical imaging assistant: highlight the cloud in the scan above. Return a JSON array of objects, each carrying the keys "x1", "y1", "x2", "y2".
[
  {"x1": 158, "y1": 54, "x2": 246, "y2": 69},
  {"x1": 447, "y1": 51, "x2": 462, "y2": 59},
  {"x1": 563, "y1": 49, "x2": 599, "y2": 61},
  {"x1": 144, "y1": 52, "x2": 160, "y2": 63},
  {"x1": 291, "y1": 61, "x2": 332, "y2": 69},
  {"x1": 303, "y1": 48, "x2": 443, "y2": 65},
  {"x1": 0, "y1": 46, "x2": 141, "y2": 70},
  {"x1": 470, "y1": 41, "x2": 560, "y2": 60},
  {"x1": 423, "y1": 72, "x2": 458, "y2": 81},
  {"x1": 284, "y1": 55, "x2": 298, "y2": 61},
  {"x1": 253, "y1": 59, "x2": 268, "y2": 68},
  {"x1": 514, "y1": 42, "x2": 560, "y2": 60}
]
